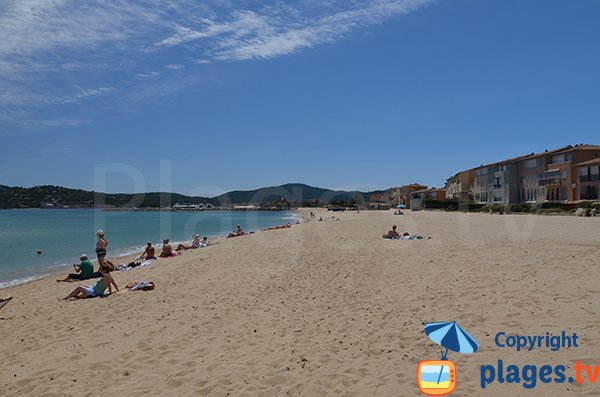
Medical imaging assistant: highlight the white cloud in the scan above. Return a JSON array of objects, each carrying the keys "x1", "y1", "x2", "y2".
[
  {"x1": 165, "y1": 64, "x2": 185, "y2": 70},
  {"x1": 156, "y1": 0, "x2": 432, "y2": 61},
  {"x1": 136, "y1": 71, "x2": 160, "y2": 80},
  {"x1": 0, "y1": 0, "x2": 432, "y2": 130}
]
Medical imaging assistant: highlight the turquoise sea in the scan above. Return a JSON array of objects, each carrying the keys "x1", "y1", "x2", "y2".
[{"x1": 0, "y1": 209, "x2": 298, "y2": 288}]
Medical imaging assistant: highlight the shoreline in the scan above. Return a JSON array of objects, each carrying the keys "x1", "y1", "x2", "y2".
[{"x1": 0, "y1": 210, "x2": 303, "y2": 290}]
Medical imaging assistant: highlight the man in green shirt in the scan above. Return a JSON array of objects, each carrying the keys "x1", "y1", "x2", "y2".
[{"x1": 57, "y1": 254, "x2": 102, "y2": 282}]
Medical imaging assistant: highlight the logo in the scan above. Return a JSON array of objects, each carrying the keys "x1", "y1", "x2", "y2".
[
  {"x1": 417, "y1": 360, "x2": 457, "y2": 395},
  {"x1": 417, "y1": 321, "x2": 479, "y2": 396}
]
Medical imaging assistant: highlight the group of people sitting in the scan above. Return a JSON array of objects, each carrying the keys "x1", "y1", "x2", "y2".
[
  {"x1": 382, "y1": 225, "x2": 425, "y2": 240},
  {"x1": 139, "y1": 234, "x2": 213, "y2": 259},
  {"x1": 58, "y1": 230, "x2": 214, "y2": 300}
]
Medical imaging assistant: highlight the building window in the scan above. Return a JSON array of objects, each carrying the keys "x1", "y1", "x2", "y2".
[
  {"x1": 562, "y1": 188, "x2": 567, "y2": 200},
  {"x1": 592, "y1": 166, "x2": 600, "y2": 182},
  {"x1": 526, "y1": 159, "x2": 537, "y2": 169},
  {"x1": 582, "y1": 186, "x2": 598, "y2": 200},
  {"x1": 493, "y1": 192, "x2": 502, "y2": 202},
  {"x1": 562, "y1": 170, "x2": 568, "y2": 180},
  {"x1": 552, "y1": 154, "x2": 564, "y2": 164},
  {"x1": 566, "y1": 153, "x2": 572, "y2": 161}
]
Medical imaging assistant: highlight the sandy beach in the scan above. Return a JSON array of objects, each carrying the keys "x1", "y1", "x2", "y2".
[{"x1": 1, "y1": 209, "x2": 599, "y2": 396}]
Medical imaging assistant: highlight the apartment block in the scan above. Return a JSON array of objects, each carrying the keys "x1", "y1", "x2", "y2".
[
  {"x1": 576, "y1": 157, "x2": 600, "y2": 200},
  {"x1": 472, "y1": 160, "x2": 520, "y2": 205},
  {"x1": 445, "y1": 169, "x2": 475, "y2": 201},
  {"x1": 447, "y1": 144, "x2": 600, "y2": 205}
]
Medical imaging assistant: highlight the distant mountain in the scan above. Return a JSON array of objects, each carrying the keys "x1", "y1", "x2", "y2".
[
  {"x1": 0, "y1": 185, "x2": 216, "y2": 209},
  {"x1": 216, "y1": 183, "x2": 373, "y2": 206},
  {"x1": 0, "y1": 183, "x2": 390, "y2": 209}
]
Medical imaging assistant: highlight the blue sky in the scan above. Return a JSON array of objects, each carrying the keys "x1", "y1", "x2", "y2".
[{"x1": 1, "y1": 0, "x2": 599, "y2": 196}]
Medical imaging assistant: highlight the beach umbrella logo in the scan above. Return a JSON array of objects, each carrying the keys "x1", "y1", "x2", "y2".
[{"x1": 417, "y1": 321, "x2": 479, "y2": 396}]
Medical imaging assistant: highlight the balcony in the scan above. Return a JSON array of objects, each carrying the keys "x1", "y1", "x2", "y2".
[
  {"x1": 580, "y1": 175, "x2": 600, "y2": 183},
  {"x1": 539, "y1": 178, "x2": 561, "y2": 186},
  {"x1": 581, "y1": 193, "x2": 599, "y2": 200}
]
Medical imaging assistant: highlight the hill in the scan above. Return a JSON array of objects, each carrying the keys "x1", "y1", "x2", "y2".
[
  {"x1": 0, "y1": 183, "x2": 389, "y2": 209},
  {"x1": 0, "y1": 185, "x2": 217, "y2": 209},
  {"x1": 215, "y1": 183, "x2": 374, "y2": 206}
]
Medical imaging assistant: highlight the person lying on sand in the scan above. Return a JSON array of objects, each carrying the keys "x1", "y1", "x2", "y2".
[
  {"x1": 159, "y1": 239, "x2": 173, "y2": 257},
  {"x1": 140, "y1": 241, "x2": 157, "y2": 259},
  {"x1": 176, "y1": 234, "x2": 201, "y2": 251},
  {"x1": 382, "y1": 225, "x2": 400, "y2": 239},
  {"x1": 62, "y1": 264, "x2": 118, "y2": 300},
  {"x1": 201, "y1": 237, "x2": 212, "y2": 246},
  {"x1": 57, "y1": 254, "x2": 102, "y2": 282},
  {"x1": 265, "y1": 223, "x2": 292, "y2": 231}
]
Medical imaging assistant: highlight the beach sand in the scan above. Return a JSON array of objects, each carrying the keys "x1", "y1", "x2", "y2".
[{"x1": 0, "y1": 209, "x2": 599, "y2": 396}]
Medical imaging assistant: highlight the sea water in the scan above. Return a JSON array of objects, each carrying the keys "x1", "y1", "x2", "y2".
[{"x1": 0, "y1": 209, "x2": 298, "y2": 288}]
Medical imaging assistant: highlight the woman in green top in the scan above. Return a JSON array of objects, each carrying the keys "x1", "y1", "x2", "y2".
[{"x1": 62, "y1": 264, "x2": 119, "y2": 300}]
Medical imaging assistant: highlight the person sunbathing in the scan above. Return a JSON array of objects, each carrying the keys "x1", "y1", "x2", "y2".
[
  {"x1": 62, "y1": 264, "x2": 119, "y2": 300},
  {"x1": 159, "y1": 239, "x2": 173, "y2": 257},
  {"x1": 227, "y1": 225, "x2": 245, "y2": 238},
  {"x1": 140, "y1": 241, "x2": 157, "y2": 259},
  {"x1": 176, "y1": 234, "x2": 201, "y2": 251},
  {"x1": 382, "y1": 225, "x2": 400, "y2": 239}
]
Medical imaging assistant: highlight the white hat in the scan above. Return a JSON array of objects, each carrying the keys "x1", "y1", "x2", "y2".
[
  {"x1": 192, "y1": 233, "x2": 200, "y2": 238},
  {"x1": 96, "y1": 229, "x2": 104, "y2": 235},
  {"x1": 80, "y1": 254, "x2": 88, "y2": 259}
]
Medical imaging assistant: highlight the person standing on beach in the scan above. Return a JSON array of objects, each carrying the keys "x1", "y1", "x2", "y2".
[{"x1": 95, "y1": 230, "x2": 108, "y2": 269}]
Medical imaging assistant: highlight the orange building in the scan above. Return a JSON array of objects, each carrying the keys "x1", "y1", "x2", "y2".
[
  {"x1": 393, "y1": 184, "x2": 427, "y2": 208},
  {"x1": 575, "y1": 157, "x2": 600, "y2": 200}
]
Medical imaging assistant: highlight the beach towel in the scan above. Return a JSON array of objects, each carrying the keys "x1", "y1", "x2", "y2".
[
  {"x1": 158, "y1": 253, "x2": 179, "y2": 259},
  {"x1": 383, "y1": 235, "x2": 424, "y2": 240},
  {"x1": 125, "y1": 281, "x2": 155, "y2": 291},
  {"x1": 116, "y1": 260, "x2": 153, "y2": 271}
]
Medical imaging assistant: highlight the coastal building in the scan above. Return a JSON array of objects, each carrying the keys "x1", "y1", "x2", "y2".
[
  {"x1": 172, "y1": 202, "x2": 205, "y2": 210},
  {"x1": 472, "y1": 159, "x2": 520, "y2": 205},
  {"x1": 445, "y1": 170, "x2": 475, "y2": 201},
  {"x1": 575, "y1": 157, "x2": 600, "y2": 201},
  {"x1": 517, "y1": 144, "x2": 600, "y2": 203},
  {"x1": 367, "y1": 202, "x2": 391, "y2": 210},
  {"x1": 409, "y1": 188, "x2": 446, "y2": 211},
  {"x1": 368, "y1": 193, "x2": 392, "y2": 205},
  {"x1": 446, "y1": 144, "x2": 600, "y2": 205},
  {"x1": 393, "y1": 184, "x2": 427, "y2": 208}
]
